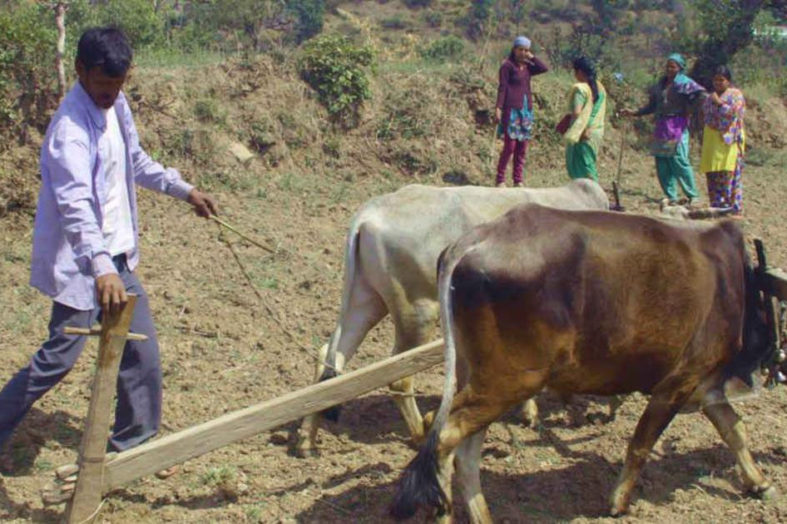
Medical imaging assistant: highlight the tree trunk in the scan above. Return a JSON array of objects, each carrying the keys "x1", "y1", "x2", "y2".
[{"x1": 55, "y1": 1, "x2": 68, "y2": 101}]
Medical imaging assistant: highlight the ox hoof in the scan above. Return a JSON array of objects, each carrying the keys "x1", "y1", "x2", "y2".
[
  {"x1": 292, "y1": 436, "x2": 318, "y2": 459},
  {"x1": 608, "y1": 491, "x2": 630, "y2": 518},
  {"x1": 422, "y1": 411, "x2": 436, "y2": 433},
  {"x1": 522, "y1": 413, "x2": 539, "y2": 430},
  {"x1": 293, "y1": 444, "x2": 317, "y2": 459},
  {"x1": 407, "y1": 429, "x2": 428, "y2": 449},
  {"x1": 754, "y1": 485, "x2": 778, "y2": 502}
]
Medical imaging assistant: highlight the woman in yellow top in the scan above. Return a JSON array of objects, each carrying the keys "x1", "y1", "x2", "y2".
[
  {"x1": 563, "y1": 56, "x2": 606, "y2": 181},
  {"x1": 700, "y1": 65, "x2": 745, "y2": 215}
]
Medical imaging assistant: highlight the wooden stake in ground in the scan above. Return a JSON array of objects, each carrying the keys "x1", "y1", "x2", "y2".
[{"x1": 64, "y1": 295, "x2": 138, "y2": 524}]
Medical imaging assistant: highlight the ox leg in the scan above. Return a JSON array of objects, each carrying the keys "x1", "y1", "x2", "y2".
[
  {"x1": 390, "y1": 374, "x2": 426, "y2": 443},
  {"x1": 430, "y1": 391, "x2": 511, "y2": 523},
  {"x1": 294, "y1": 283, "x2": 387, "y2": 458},
  {"x1": 294, "y1": 343, "x2": 330, "y2": 457},
  {"x1": 520, "y1": 398, "x2": 539, "y2": 429},
  {"x1": 397, "y1": 358, "x2": 546, "y2": 521},
  {"x1": 390, "y1": 303, "x2": 438, "y2": 443},
  {"x1": 455, "y1": 427, "x2": 492, "y2": 524},
  {"x1": 608, "y1": 395, "x2": 625, "y2": 421},
  {"x1": 702, "y1": 400, "x2": 776, "y2": 499},
  {"x1": 609, "y1": 382, "x2": 693, "y2": 516}
]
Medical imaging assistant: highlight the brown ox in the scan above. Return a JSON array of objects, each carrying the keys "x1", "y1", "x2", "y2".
[{"x1": 392, "y1": 205, "x2": 775, "y2": 522}]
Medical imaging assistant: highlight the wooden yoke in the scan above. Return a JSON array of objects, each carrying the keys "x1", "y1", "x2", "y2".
[
  {"x1": 754, "y1": 239, "x2": 786, "y2": 387},
  {"x1": 63, "y1": 295, "x2": 139, "y2": 523}
]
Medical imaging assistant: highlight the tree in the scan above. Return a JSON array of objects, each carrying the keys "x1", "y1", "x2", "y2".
[
  {"x1": 467, "y1": 0, "x2": 493, "y2": 41},
  {"x1": 286, "y1": 0, "x2": 325, "y2": 44},
  {"x1": 188, "y1": 0, "x2": 324, "y2": 50},
  {"x1": 590, "y1": 0, "x2": 631, "y2": 36},
  {"x1": 687, "y1": 0, "x2": 768, "y2": 86}
]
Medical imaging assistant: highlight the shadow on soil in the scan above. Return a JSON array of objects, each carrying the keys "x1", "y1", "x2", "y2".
[
  {"x1": 0, "y1": 408, "x2": 82, "y2": 477},
  {"x1": 0, "y1": 482, "x2": 63, "y2": 523},
  {"x1": 98, "y1": 391, "x2": 785, "y2": 522},
  {"x1": 284, "y1": 391, "x2": 626, "y2": 456},
  {"x1": 290, "y1": 442, "x2": 779, "y2": 524}
]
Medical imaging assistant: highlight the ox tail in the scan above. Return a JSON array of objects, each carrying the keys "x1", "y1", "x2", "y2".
[
  {"x1": 390, "y1": 246, "x2": 460, "y2": 520},
  {"x1": 317, "y1": 215, "x2": 364, "y2": 420}
]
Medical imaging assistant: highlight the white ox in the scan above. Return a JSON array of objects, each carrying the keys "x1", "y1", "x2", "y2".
[{"x1": 295, "y1": 179, "x2": 610, "y2": 456}]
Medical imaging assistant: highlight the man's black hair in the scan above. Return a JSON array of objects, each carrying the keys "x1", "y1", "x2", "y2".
[{"x1": 76, "y1": 27, "x2": 133, "y2": 77}]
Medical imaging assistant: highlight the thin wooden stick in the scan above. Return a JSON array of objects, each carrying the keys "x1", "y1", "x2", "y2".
[
  {"x1": 217, "y1": 227, "x2": 340, "y2": 374},
  {"x1": 64, "y1": 326, "x2": 148, "y2": 341},
  {"x1": 615, "y1": 117, "x2": 626, "y2": 187},
  {"x1": 210, "y1": 215, "x2": 276, "y2": 254}
]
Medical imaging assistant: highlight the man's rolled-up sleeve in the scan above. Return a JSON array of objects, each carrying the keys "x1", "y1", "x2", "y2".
[{"x1": 119, "y1": 96, "x2": 194, "y2": 201}]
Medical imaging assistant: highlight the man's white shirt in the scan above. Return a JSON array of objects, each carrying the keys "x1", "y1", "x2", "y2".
[{"x1": 99, "y1": 106, "x2": 135, "y2": 257}]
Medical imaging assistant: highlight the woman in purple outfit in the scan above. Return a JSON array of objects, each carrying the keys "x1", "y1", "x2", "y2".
[{"x1": 494, "y1": 36, "x2": 549, "y2": 187}]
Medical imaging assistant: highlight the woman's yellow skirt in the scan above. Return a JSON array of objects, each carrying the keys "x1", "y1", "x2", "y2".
[{"x1": 700, "y1": 126, "x2": 743, "y2": 173}]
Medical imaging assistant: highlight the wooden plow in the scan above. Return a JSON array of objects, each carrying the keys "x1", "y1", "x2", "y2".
[{"x1": 43, "y1": 296, "x2": 444, "y2": 522}]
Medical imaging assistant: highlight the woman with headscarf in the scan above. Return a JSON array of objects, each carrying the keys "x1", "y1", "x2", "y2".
[
  {"x1": 494, "y1": 36, "x2": 548, "y2": 187},
  {"x1": 622, "y1": 53, "x2": 706, "y2": 205},
  {"x1": 700, "y1": 65, "x2": 745, "y2": 216},
  {"x1": 562, "y1": 56, "x2": 607, "y2": 181}
]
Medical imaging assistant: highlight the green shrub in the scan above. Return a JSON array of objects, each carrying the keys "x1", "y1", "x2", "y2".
[
  {"x1": 297, "y1": 34, "x2": 374, "y2": 128},
  {"x1": 376, "y1": 84, "x2": 433, "y2": 141},
  {"x1": 419, "y1": 36, "x2": 466, "y2": 61},
  {"x1": 391, "y1": 149, "x2": 437, "y2": 175},
  {"x1": 70, "y1": 0, "x2": 165, "y2": 49},
  {"x1": 193, "y1": 99, "x2": 226, "y2": 124},
  {"x1": 422, "y1": 10, "x2": 443, "y2": 28},
  {"x1": 0, "y1": 2, "x2": 58, "y2": 145},
  {"x1": 249, "y1": 121, "x2": 277, "y2": 155}
]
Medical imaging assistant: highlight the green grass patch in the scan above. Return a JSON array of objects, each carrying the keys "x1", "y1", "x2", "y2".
[{"x1": 201, "y1": 465, "x2": 237, "y2": 486}]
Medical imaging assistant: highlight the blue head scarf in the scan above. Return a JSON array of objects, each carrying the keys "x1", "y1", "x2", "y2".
[
  {"x1": 666, "y1": 52, "x2": 703, "y2": 94},
  {"x1": 667, "y1": 53, "x2": 686, "y2": 70}
]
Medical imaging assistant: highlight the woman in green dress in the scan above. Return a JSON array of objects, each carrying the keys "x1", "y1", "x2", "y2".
[{"x1": 563, "y1": 56, "x2": 606, "y2": 181}]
